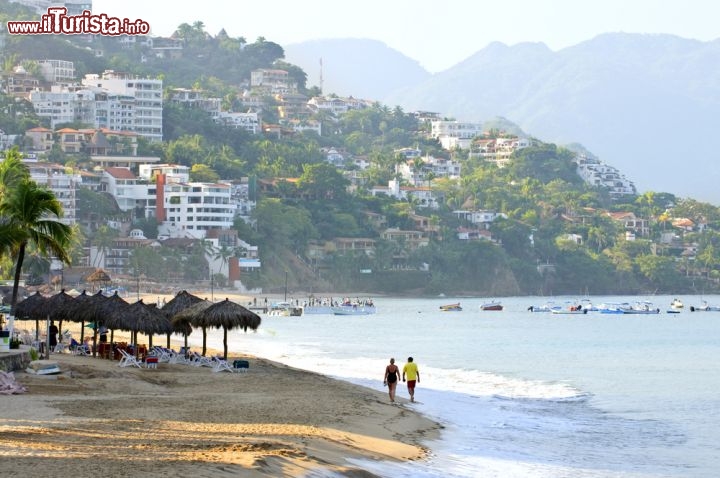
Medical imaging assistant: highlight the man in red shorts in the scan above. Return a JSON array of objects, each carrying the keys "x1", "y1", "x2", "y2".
[{"x1": 402, "y1": 356, "x2": 420, "y2": 402}]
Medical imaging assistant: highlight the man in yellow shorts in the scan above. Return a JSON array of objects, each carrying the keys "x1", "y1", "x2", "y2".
[{"x1": 402, "y1": 356, "x2": 420, "y2": 402}]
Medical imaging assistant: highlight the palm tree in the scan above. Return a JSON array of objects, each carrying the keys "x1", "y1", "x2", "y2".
[
  {"x1": 0, "y1": 147, "x2": 29, "y2": 199},
  {"x1": 0, "y1": 179, "x2": 73, "y2": 315}
]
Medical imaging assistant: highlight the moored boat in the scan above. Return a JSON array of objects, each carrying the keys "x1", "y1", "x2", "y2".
[
  {"x1": 267, "y1": 301, "x2": 303, "y2": 317},
  {"x1": 480, "y1": 300, "x2": 503, "y2": 311},
  {"x1": 440, "y1": 303, "x2": 463, "y2": 311},
  {"x1": 551, "y1": 304, "x2": 588, "y2": 315},
  {"x1": 332, "y1": 298, "x2": 376, "y2": 315},
  {"x1": 622, "y1": 301, "x2": 660, "y2": 314},
  {"x1": 690, "y1": 301, "x2": 720, "y2": 312},
  {"x1": 528, "y1": 302, "x2": 560, "y2": 313}
]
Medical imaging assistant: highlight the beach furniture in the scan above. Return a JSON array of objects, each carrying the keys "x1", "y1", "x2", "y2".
[
  {"x1": 145, "y1": 356, "x2": 159, "y2": 369},
  {"x1": 118, "y1": 349, "x2": 142, "y2": 368},
  {"x1": 211, "y1": 357, "x2": 235, "y2": 373},
  {"x1": 233, "y1": 359, "x2": 249, "y2": 373}
]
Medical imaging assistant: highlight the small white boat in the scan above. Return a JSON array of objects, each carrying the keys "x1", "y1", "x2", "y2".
[
  {"x1": 267, "y1": 302, "x2": 302, "y2": 316},
  {"x1": 670, "y1": 298, "x2": 684, "y2": 309},
  {"x1": 551, "y1": 305, "x2": 588, "y2": 315},
  {"x1": 690, "y1": 301, "x2": 720, "y2": 312},
  {"x1": 622, "y1": 301, "x2": 660, "y2": 314},
  {"x1": 331, "y1": 299, "x2": 376, "y2": 315},
  {"x1": 528, "y1": 302, "x2": 560, "y2": 313}
]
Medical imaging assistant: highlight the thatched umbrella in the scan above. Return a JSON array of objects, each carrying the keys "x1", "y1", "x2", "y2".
[
  {"x1": 191, "y1": 298, "x2": 261, "y2": 360},
  {"x1": 111, "y1": 299, "x2": 172, "y2": 358},
  {"x1": 173, "y1": 299, "x2": 213, "y2": 356},
  {"x1": 44, "y1": 289, "x2": 77, "y2": 348},
  {"x1": 87, "y1": 290, "x2": 128, "y2": 357},
  {"x1": 161, "y1": 290, "x2": 203, "y2": 348},
  {"x1": 170, "y1": 314, "x2": 194, "y2": 354},
  {"x1": 64, "y1": 290, "x2": 108, "y2": 344},
  {"x1": 86, "y1": 268, "x2": 112, "y2": 292},
  {"x1": 14, "y1": 291, "x2": 47, "y2": 340}
]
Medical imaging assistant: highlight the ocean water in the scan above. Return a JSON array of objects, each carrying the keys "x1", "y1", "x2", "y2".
[{"x1": 188, "y1": 295, "x2": 720, "y2": 478}]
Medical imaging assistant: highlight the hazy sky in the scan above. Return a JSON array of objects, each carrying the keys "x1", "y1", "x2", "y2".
[{"x1": 93, "y1": 0, "x2": 719, "y2": 72}]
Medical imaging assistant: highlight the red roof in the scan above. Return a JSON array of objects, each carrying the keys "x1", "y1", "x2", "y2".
[{"x1": 105, "y1": 167, "x2": 136, "y2": 179}]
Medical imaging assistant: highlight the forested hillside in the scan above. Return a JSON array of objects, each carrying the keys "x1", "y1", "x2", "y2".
[{"x1": 3, "y1": 3, "x2": 720, "y2": 296}]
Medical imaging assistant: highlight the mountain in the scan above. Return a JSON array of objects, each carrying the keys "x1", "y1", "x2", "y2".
[
  {"x1": 284, "y1": 38, "x2": 431, "y2": 101},
  {"x1": 285, "y1": 34, "x2": 720, "y2": 204}
]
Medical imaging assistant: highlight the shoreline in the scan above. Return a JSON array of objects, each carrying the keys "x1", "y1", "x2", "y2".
[{"x1": 3, "y1": 316, "x2": 442, "y2": 477}]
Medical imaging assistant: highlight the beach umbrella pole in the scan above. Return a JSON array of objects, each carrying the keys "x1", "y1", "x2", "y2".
[
  {"x1": 202, "y1": 327, "x2": 207, "y2": 356},
  {"x1": 223, "y1": 327, "x2": 228, "y2": 360}
]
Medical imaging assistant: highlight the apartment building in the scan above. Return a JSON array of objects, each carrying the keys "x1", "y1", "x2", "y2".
[
  {"x1": 469, "y1": 136, "x2": 532, "y2": 166},
  {"x1": 396, "y1": 155, "x2": 461, "y2": 185},
  {"x1": 430, "y1": 120, "x2": 483, "y2": 150},
  {"x1": 28, "y1": 163, "x2": 81, "y2": 226},
  {"x1": 82, "y1": 71, "x2": 163, "y2": 141}
]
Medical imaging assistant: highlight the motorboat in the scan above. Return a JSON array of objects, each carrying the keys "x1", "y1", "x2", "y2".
[
  {"x1": 267, "y1": 301, "x2": 302, "y2": 317},
  {"x1": 690, "y1": 301, "x2": 720, "y2": 312},
  {"x1": 440, "y1": 303, "x2": 463, "y2": 311},
  {"x1": 622, "y1": 301, "x2": 660, "y2": 314},
  {"x1": 551, "y1": 303, "x2": 588, "y2": 315},
  {"x1": 480, "y1": 300, "x2": 503, "y2": 311},
  {"x1": 528, "y1": 302, "x2": 561, "y2": 313},
  {"x1": 332, "y1": 299, "x2": 376, "y2": 315},
  {"x1": 598, "y1": 302, "x2": 631, "y2": 314}
]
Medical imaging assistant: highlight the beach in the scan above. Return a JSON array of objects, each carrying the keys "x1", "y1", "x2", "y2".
[{"x1": 1, "y1": 330, "x2": 440, "y2": 477}]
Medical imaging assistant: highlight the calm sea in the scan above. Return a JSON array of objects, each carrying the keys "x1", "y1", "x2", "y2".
[{"x1": 189, "y1": 295, "x2": 720, "y2": 478}]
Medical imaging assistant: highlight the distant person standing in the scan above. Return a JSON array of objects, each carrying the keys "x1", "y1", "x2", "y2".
[
  {"x1": 49, "y1": 321, "x2": 59, "y2": 352},
  {"x1": 383, "y1": 358, "x2": 401, "y2": 403},
  {"x1": 402, "y1": 356, "x2": 420, "y2": 402}
]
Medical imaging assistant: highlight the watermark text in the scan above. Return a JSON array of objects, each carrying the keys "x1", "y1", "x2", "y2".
[{"x1": 6, "y1": 7, "x2": 150, "y2": 36}]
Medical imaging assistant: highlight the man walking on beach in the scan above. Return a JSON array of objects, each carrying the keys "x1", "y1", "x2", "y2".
[{"x1": 402, "y1": 356, "x2": 420, "y2": 402}]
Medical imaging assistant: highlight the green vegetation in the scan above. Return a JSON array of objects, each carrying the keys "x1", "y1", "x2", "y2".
[
  {"x1": 3, "y1": 4, "x2": 720, "y2": 296},
  {"x1": 0, "y1": 148, "x2": 73, "y2": 319}
]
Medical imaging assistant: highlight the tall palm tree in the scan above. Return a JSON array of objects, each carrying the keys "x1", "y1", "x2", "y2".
[{"x1": 0, "y1": 179, "x2": 73, "y2": 315}]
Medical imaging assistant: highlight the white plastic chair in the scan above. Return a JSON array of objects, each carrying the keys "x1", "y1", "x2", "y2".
[{"x1": 118, "y1": 349, "x2": 142, "y2": 368}]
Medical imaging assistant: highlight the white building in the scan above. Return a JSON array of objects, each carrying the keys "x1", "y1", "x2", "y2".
[
  {"x1": 469, "y1": 136, "x2": 532, "y2": 166},
  {"x1": 101, "y1": 167, "x2": 155, "y2": 215},
  {"x1": 169, "y1": 88, "x2": 222, "y2": 119},
  {"x1": 158, "y1": 181, "x2": 235, "y2": 239},
  {"x1": 28, "y1": 163, "x2": 81, "y2": 225},
  {"x1": 30, "y1": 88, "x2": 77, "y2": 128},
  {"x1": 250, "y1": 69, "x2": 297, "y2": 94},
  {"x1": 371, "y1": 179, "x2": 440, "y2": 209},
  {"x1": 396, "y1": 155, "x2": 461, "y2": 185},
  {"x1": 82, "y1": 71, "x2": 163, "y2": 141},
  {"x1": 215, "y1": 111, "x2": 260, "y2": 134},
  {"x1": 575, "y1": 155, "x2": 636, "y2": 198},
  {"x1": 453, "y1": 210, "x2": 507, "y2": 226},
  {"x1": 430, "y1": 120, "x2": 483, "y2": 150},
  {"x1": 37, "y1": 59, "x2": 75, "y2": 83}
]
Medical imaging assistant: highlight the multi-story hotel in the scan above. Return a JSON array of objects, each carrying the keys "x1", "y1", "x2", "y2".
[{"x1": 82, "y1": 71, "x2": 163, "y2": 141}]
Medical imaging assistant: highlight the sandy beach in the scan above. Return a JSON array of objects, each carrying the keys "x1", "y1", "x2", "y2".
[{"x1": 1, "y1": 314, "x2": 441, "y2": 477}]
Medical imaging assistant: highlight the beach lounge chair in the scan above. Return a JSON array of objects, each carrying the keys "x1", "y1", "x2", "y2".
[
  {"x1": 211, "y1": 357, "x2": 235, "y2": 373},
  {"x1": 118, "y1": 349, "x2": 142, "y2": 368},
  {"x1": 189, "y1": 352, "x2": 214, "y2": 367}
]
